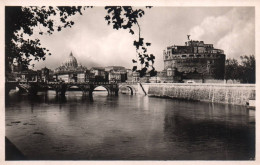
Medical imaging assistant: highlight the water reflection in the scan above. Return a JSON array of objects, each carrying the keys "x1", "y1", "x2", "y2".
[
  {"x1": 5, "y1": 92, "x2": 255, "y2": 160},
  {"x1": 163, "y1": 101, "x2": 255, "y2": 160}
]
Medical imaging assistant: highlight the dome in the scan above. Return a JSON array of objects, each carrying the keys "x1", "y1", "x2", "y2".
[{"x1": 62, "y1": 52, "x2": 78, "y2": 68}]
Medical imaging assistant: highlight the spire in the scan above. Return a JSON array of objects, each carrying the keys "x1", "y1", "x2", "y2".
[{"x1": 70, "y1": 51, "x2": 73, "y2": 56}]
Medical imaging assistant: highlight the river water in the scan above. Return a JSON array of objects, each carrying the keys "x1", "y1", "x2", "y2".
[{"x1": 5, "y1": 90, "x2": 255, "y2": 160}]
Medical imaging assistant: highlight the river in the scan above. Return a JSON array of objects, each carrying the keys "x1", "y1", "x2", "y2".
[{"x1": 5, "y1": 90, "x2": 255, "y2": 160}]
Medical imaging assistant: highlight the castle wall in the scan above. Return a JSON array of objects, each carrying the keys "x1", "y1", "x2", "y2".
[
  {"x1": 164, "y1": 54, "x2": 225, "y2": 79},
  {"x1": 141, "y1": 83, "x2": 255, "y2": 105}
]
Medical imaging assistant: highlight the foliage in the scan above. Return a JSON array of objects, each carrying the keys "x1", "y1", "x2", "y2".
[
  {"x1": 225, "y1": 55, "x2": 255, "y2": 83},
  {"x1": 225, "y1": 58, "x2": 240, "y2": 81},
  {"x1": 6, "y1": 6, "x2": 156, "y2": 77},
  {"x1": 6, "y1": 6, "x2": 90, "y2": 71},
  {"x1": 240, "y1": 55, "x2": 255, "y2": 83},
  {"x1": 104, "y1": 6, "x2": 157, "y2": 77}
]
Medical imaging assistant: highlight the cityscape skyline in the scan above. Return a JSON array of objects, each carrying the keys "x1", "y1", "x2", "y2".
[{"x1": 29, "y1": 7, "x2": 254, "y2": 71}]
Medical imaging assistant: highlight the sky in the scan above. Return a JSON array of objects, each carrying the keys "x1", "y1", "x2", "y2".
[{"x1": 30, "y1": 7, "x2": 255, "y2": 71}]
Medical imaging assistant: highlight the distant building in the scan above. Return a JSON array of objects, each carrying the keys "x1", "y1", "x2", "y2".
[
  {"x1": 108, "y1": 70, "x2": 127, "y2": 83},
  {"x1": 7, "y1": 51, "x2": 137, "y2": 83},
  {"x1": 132, "y1": 71, "x2": 140, "y2": 82},
  {"x1": 105, "y1": 66, "x2": 126, "y2": 72},
  {"x1": 54, "y1": 52, "x2": 88, "y2": 82},
  {"x1": 54, "y1": 52, "x2": 87, "y2": 73},
  {"x1": 105, "y1": 66, "x2": 127, "y2": 83},
  {"x1": 53, "y1": 53, "x2": 128, "y2": 83},
  {"x1": 90, "y1": 67, "x2": 107, "y2": 82},
  {"x1": 16, "y1": 70, "x2": 38, "y2": 82},
  {"x1": 163, "y1": 39, "x2": 226, "y2": 82},
  {"x1": 41, "y1": 67, "x2": 50, "y2": 82}
]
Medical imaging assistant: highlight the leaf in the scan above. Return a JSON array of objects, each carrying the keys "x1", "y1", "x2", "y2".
[
  {"x1": 133, "y1": 40, "x2": 140, "y2": 49},
  {"x1": 132, "y1": 66, "x2": 137, "y2": 71},
  {"x1": 146, "y1": 42, "x2": 151, "y2": 46},
  {"x1": 105, "y1": 15, "x2": 110, "y2": 20},
  {"x1": 129, "y1": 29, "x2": 134, "y2": 35},
  {"x1": 139, "y1": 38, "x2": 144, "y2": 46},
  {"x1": 139, "y1": 57, "x2": 144, "y2": 64},
  {"x1": 150, "y1": 54, "x2": 155, "y2": 60},
  {"x1": 132, "y1": 59, "x2": 137, "y2": 63},
  {"x1": 141, "y1": 67, "x2": 147, "y2": 73},
  {"x1": 149, "y1": 69, "x2": 157, "y2": 77},
  {"x1": 140, "y1": 67, "x2": 147, "y2": 77},
  {"x1": 145, "y1": 62, "x2": 149, "y2": 67}
]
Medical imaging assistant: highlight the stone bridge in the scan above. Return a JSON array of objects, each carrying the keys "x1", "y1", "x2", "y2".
[
  {"x1": 5, "y1": 81, "x2": 150, "y2": 99},
  {"x1": 6, "y1": 81, "x2": 119, "y2": 97}
]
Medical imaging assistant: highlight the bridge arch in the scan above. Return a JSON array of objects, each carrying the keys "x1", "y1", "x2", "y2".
[
  {"x1": 118, "y1": 85, "x2": 137, "y2": 95},
  {"x1": 92, "y1": 85, "x2": 111, "y2": 95},
  {"x1": 66, "y1": 85, "x2": 82, "y2": 91}
]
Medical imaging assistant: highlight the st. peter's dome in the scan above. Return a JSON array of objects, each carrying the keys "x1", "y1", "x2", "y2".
[{"x1": 61, "y1": 52, "x2": 78, "y2": 68}]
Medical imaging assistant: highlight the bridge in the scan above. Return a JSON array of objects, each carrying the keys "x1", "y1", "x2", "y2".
[{"x1": 5, "y1": 81, "x2": 141, "y2": 98}]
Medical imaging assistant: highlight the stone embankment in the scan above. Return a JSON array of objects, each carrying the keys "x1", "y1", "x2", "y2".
[{"x1": 140, "y1": 83, "x2": 255, "y2": 106}]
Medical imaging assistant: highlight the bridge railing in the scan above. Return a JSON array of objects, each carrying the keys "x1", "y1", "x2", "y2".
[
  {"x1": 6, "y1": 80, "x2": 39, "y2": 84},
  {"x1": 47, "y1": 81, "x2": 118, "y2": 85},
  {"x1": 6, "y1": 80, "x2": 119, "y2": 85},
  {"x1": 119, "y1": 82, "x2": 138, "y2": 85}
]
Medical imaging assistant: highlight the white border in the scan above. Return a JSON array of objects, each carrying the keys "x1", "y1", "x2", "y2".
[{"x1": 0, "y1": 0, "x2": 259, "y2": 165}]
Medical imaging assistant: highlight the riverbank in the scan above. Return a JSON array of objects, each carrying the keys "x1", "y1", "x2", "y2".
[{"x1": 140, "y1": 83, "x2": 255, "y2": 106}]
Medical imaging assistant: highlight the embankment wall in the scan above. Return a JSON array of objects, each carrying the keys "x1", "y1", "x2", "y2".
[{"x1": 140, "y1": 83, "x2": 255, "y2": 106}]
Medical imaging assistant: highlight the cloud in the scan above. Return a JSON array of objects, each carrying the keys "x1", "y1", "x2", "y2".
[
  {"x1": 216, "y1": 21, "x2": 254, "y2": 59},
  {"x1": 32, "y1": 7, "x2": 255, "y2": 71},
  {"x1": 189, "y1": 7, "x2": 255, "y2": 59},
  {"x1": 32, "y1": 8, "x2": 138, "y2": 70},
  {"x1": 66, "y1": 28, "x2": 137, "y2": 68}
]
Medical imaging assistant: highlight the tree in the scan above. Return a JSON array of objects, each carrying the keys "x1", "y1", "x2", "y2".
[
  {"x1": 240, "y1": 55, "x2": 255, "y2": 83},
  {"x1": 224, "y1": 58, "x2": 240, "y2": 82},
  {"x1": 104, "y1": 6, "x2": 156, "y2": 77},
  {"x1": 5, "y1": 6, "x2": 156, "y2": 77},
  {"x1": 225, "y1": 55, "x2": 255, "y2": 84},
  {"x1": 5, "y1": 6, "x2": 87, "y2": 72}
]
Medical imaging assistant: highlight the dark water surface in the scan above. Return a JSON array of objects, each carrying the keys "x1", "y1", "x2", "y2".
[{"x1": 5, "y1": 91, "x2": 255, "y2": 160}]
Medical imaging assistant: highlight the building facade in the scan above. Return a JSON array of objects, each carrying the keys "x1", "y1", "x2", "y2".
[
  {"x1": 53, "y1": 52, "x2": 127, "y2": 83},
  {"x1": 163, "y1": 40, "x2": 226, "y2": 80},
  {"x1": 54, "y1": 52, "x2": 88, "y2": 82},
  {"x1": 105, "y1": 66, "x2": 127, "y2": 83}
]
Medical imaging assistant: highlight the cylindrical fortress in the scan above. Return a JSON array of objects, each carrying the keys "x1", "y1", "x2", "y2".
[{"x1": 163, "y1": 40, "x2": 226, "y2": 79}]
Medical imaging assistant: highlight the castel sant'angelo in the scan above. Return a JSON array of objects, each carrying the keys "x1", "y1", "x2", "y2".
[{"x1": 163, "y1": 36, "x2": 226, "y2": 81}]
